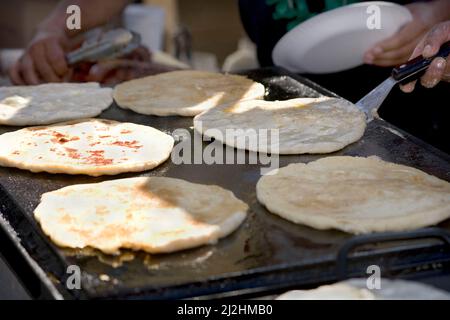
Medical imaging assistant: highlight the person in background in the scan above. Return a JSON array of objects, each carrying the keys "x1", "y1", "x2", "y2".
[
  {"x1": 240, "y1": 0, "x2": 450, "y2": 68},
  {"x1": 401, "y1": 21, "x2": 450, "y2": 92},
  {"x1": 239, "y1": 0, "x2": 450, "y2": 153},
  {"x1": 8, "y1": 0, "x2": 176, "y2": 85}
]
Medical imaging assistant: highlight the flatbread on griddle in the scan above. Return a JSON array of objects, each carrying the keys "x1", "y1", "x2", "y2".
[
  {"x1": 0, "y1": 82, "x2": 112, "y2": 126},
  {"x1": 0, "y1": 119, "x2": 174, "y2": 176},
  {"x1": 34, "y1": 177, "x2": 248, "y2": 254},
  {"x1": 194, "y1": 97, "x2": 366, "y2": 154},
  {"x1": 277, "y1": 279, "x2": 450, "y2": 300},
  {"x1": 113, "y1": 70, "x2": 265, "y2": 116},
  {"x1": 257, "y1": 156, "x2": 450, "y2": 234},
  {"x1": 277, "y1": 282, "x2": 375, "y2": 300}
]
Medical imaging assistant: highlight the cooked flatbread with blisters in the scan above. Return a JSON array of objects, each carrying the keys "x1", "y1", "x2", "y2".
[
  {"x1": 194, "y1": 97, "x2": 366, "y2": 154},
  {"x1": 0, "y1": 82, "x2": 112, "y2": 126},
  {"x1": 113, "y1": 70, "x2": 265, "y2": 116},
  {"x1": 0, "y1": 119, "x2": 174, "y2": 176},
  {"x1": 34, "y1": 177, "x2": 248, "y2": 254},
  {"x1": 257, "y1": 156, "x2": 450, "y2": 234}
]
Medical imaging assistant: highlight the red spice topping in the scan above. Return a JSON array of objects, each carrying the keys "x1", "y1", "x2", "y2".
[
  {"x1": 64, "y1": 147, "x2": 81, "y2": 159},
  {"x1": 88, "y1": 150, "x2": 104, "y2": 156},
  {"x1": 84, "y1": 150, "x2": 113, "y2": 165},
  {"x1": 111, "y1": 140, "x2": 142, "y2": 149},
  {"x1": 86, "y1": 158, "x2": 113, "y2": 165},
  {"x1": 51, "y1": 132, "x2": 80, "y2": 144}
]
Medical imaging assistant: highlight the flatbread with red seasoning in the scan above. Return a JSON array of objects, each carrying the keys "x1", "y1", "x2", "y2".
[{"x1": 0, "y1": 119, "x2": 174, "y2": 176}]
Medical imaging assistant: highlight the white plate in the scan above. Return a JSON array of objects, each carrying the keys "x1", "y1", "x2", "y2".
[{"x1": 272, "y1": 1, "x2": 412, "y2": 74}]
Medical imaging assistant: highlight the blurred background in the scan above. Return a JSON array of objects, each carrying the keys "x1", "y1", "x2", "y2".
[{"x1": 0, "y1": 0, "x2": 258, "y2": 79}]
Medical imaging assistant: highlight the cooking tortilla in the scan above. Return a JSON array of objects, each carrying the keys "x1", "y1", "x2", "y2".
[
  {"x1": 277, "y1": 279, "x2": 450, "y2": 300},
  {"x1": 193, "y1": 97, "x2": 366, "y2": 154},
  {"x1": 0, "y1": 119, "x2": 174, "y2": 176},
  {"x1": 34, "y1": 177, "x2": 248, "y2": 254},
  {"x1": 0, "y1": 82, "x2": 112, "y2": 126},
  {"x1": 113, "y1": 70, "x2": 265, "y2": 116},
  {"x1": 256, "y1": 156, "x2": 450, "y2": 234},
  {"x1": 277, "y1": 282, "x2": 375, "y2": 300}
]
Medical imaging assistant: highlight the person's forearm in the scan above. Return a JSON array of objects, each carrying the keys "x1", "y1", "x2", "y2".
[{"x1": 37, "y1": 0, "x2": 131, "y2": 38}]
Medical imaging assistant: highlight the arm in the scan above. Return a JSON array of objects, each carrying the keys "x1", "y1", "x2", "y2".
[{"x1": 9, "y1": 0, "x2": 131, "y2": 85}]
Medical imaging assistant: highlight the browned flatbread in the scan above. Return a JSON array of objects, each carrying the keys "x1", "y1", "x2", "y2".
[{"x1": 113, "y1": 70, "x2": 265, "y2": 116}]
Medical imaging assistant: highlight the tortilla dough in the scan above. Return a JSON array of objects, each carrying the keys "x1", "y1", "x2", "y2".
[
  {"x1": 34, "y1": 177, "x2": 248, "y2": 254},
  {"x1": 113, "y1": 70, "x2": 265, "y2": 116},
  {"x1": 0, "y1": 119, "x2": 174, "y2": 176},
  {"x1": 0, "y1": 82, "x2": 112, "y2": 126},
  {"x1": 256, "y1": 156, "x2": 450, "y2": 234},
  {"x1": 194, "y1": 97, "x2": 366, "y2": 154}
]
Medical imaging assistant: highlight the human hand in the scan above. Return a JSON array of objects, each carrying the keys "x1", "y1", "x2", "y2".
[
  {"x1": 8, "y1": 30, "x2": 73, "y2": 85},
  {"x1": 71, "y1": 46, "x2": 180, "y2": 85},
  {"x1": 85, "y1": 60, "x2": 180, "y2": 85},
  {"x1": 400, "y1": 21, "x2": 450, "y2": 93},
  {"x1": 364, "y1": 2, "x2": 447, "y2": 67}
]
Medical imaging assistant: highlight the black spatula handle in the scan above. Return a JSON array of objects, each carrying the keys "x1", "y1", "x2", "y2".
[{"x1": 392, "y1": 40, "x2": 450, "y2": 83}]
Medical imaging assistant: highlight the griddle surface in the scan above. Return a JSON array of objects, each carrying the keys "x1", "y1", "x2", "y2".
[{"x1": 0, "y1": 67, "x2": 449, "y2": 299}]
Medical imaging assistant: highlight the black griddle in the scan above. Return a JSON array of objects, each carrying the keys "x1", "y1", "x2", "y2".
[{"x1": 1, "y1": 67, "x2": 450, "y2": 300}]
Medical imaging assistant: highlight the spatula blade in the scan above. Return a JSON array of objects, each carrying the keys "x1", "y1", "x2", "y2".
[{"x1": 356, "y1": 77, "x2": 396, "y2": 122}]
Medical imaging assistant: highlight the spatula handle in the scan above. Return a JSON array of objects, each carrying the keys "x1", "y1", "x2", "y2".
[{"x1": 392, "y1": 40, "x2": 450, "y2": 83}]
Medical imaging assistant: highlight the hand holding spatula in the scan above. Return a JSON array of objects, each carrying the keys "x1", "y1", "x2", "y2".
[
  {"x1": 401, "y1": 21, "x2": 450, "y2": 92},
  {"x1": 356, "y1": 38, "x2": 450, "y2": 122}
]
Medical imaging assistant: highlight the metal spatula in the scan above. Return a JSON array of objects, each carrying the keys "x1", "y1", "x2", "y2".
[
  {"x1": 66, "y1": 28, "x2": 141, "y2": 65},
  {"x1": 356, "y1": 40, "x2": 450, "y2": 122}
]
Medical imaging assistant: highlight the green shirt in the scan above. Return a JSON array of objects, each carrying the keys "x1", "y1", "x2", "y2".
[{"x1": 266, "y1": 0, "x2": 360, "y2": 30}]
